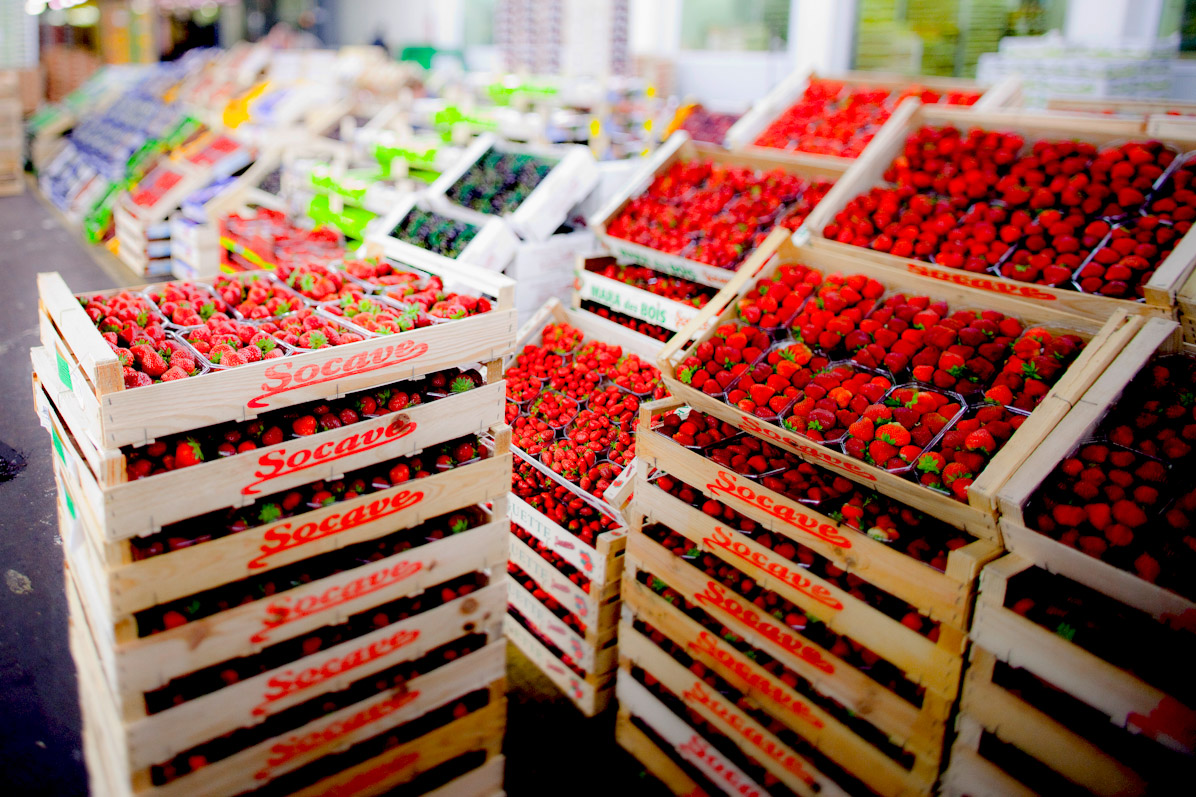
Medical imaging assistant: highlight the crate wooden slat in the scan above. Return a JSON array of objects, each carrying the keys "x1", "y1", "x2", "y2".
[
  {"x1": 509, "y1": 493, "x2": 626, "y2": 591},
  {"x1": 572, "y1": 254, "x2": 707, "y2": 335},
  {"x1": 37, "y1": 260, "x2": 517, "y2": 449},
  {"x1": 503, "y1": 612, "x2": 615, "y2": 717},
  {"x1": 588, "y1": 134, "x2": 845, "y2": 288},
  {"x1": 614, "y1": 713, "x2": 712, "y2": 797},
  {"x1": 1046, "y1": 96, "x2": 1196, "y2": 118},
  {"x1": 802, "y1": 102, "x2": 1196, "y2": 320},
  {"x1": 654, "y1": 236, "x2": 1142, "y2": 541},
  {"x1": 1178, "y1": 266, "x2": 1196, "y2": 345},
  {"x1": 619, "y1": 623, "x2": 853, "y2": 797},
  {"x1": 639, "y1": 398, "x2": 1001, "y2": 629},
  {"x1": 958, "y1": 646, "x2": 1153, "y2": 796},
  {"x1": 508, "y1": 533, "x2": 621, "y2": 634},
  {"x1": 995, "y1": 318, "x2": 1192, "y2": 622},
  {"x1": 506, "y1": 578, "x2": 618, "y2": 675},
  {"x1": 970, "y1": 555, "x2": 1196, "y2": 756},
  {"x1": 724, "y1": 68, "x2": 1021, "y2": 160},
  {"x1": 35, "y1": 348, "x2": 505, "y2": 539},
  {"x1": 939, "y1": 716, "x2": 1038, "y2": 797},
  {"x1": 622, "y1": 525, "x2": 955, "y2": 747},
  {"x1": 622, "y1": 569, "x2": 942, "y2": 793}
]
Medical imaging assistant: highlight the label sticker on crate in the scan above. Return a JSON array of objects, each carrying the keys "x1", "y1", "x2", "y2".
[
  {"x1": 56, "y1": 350, "x2": 73, "y2": 391},
  {"x1": 575, "y1": 270, "x2": 700, "y2": 332},
  {"x1": 509, "y1": 495, "x2": 605, "y2": 583}
]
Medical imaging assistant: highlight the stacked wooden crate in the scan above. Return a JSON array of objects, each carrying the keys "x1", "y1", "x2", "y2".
[
  {"x1": 942, "y1": 318, "x2": 1196, "y2": 794},
  {"x1": 613, "y1": 223, "x2": 1147, "y2": 795},
  {"x1": 31, "y1": 254, "x2": 518, "y2": 797},
  {"x1": 500, "y1": 299, "x2": 667, "y2": 715},
  {"x1": 0, "y1": 70, "x2": 23, "y2": 196}
]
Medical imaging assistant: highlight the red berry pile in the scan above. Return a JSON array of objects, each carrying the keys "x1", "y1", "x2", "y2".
[
  {"x1": 1025, "y1": 355, "x2": 1196, "y2": 597},
  {"x1": 183, "y1": 317, "x2": 288, "y2": 367},
  {"x1": 511, "y1": 460, "x2": 619, "y2": 547},
  {"x1": 605, "y1": 159, "x2": 834, "y2": 270},
  {"x1": 146, "y1": 281, "x2": 230, "y2": 326},
  {"x1": 917, "y1": 405, "x2": 1027, "y2": 499},
  {"x1": 753, "y1": 78, "x2": 981, "y2": 159},
  {"x1": 824, "y1": 126, "x2": 1191, "y2": 299},
  {"x1": 255, "y1": 308, "x2": 365, "y2": 350},
  {"x1": 677, "y1": 106, "x2": 741, "y2": 145},
  {"x1": 213, "y1": 273, "x2": 301, "y2": 318}
]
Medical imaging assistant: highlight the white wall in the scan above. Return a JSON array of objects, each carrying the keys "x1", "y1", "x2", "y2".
[
  {"x1": 333, "y1": 0, "x2": 462, "y2": 50},
  {"x1": 673, "y1": 51, "x2": 794, "y2": 110}
]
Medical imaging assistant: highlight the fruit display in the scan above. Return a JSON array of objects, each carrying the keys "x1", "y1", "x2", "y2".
[
  {"x1": 823, "y1": 126, "x2": 1195, "y2": 299},
  {"x1": 1023, "y1": 354, "x2": 1196, "y2": 597},
  {"x1": 213, "y1": 273, "x2": 303, "y2": 318},
  {"x1": 79, "y1": 289, "x2": 207, "y2": 386},
  {"x1": 444, "y1": 148, "x2": 552, "y2": 215},
  {"x1": 751, "y1": 79, "x2": 982, "y2": 159},
  {"x1": 390, "y1": 207, "x2": 480, "y2": 258},
  {"x1": 671, "y1": 263, "x2": 1087, "y2": 500},
  {"x1": 506, "y1": 321, "x2": 668, "y2": 497},
  {"x1": 676, "y1": 106, "x2": 741, "y2": 145},
  {"x1": 605, "y1": 158, "x2": 834, "y2": 270},
  {"x1": 219, "y1": 208, "x2": 343, "y2": 271}
]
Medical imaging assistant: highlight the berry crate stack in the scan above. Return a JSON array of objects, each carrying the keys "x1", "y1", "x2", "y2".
[
  {"x1": 502, "y1": 298, "x2": 670, "y2": 716},
  {"x1": 938, "y1": 317, "x2": 1196, "y2": 794},
  {"x1": 30, "y1": 252, "x2": 519, "y2": 797},
  {"x1": 614, "y1": 228, "x2": 1150, "y2": 796},
  {"x1": 803, "y1": 101, "x2": 1196, "y2": 323}
]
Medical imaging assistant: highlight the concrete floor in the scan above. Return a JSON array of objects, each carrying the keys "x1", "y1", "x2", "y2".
[{"x1": 0, "y1": 186, "x2": 662, "y2": 796}]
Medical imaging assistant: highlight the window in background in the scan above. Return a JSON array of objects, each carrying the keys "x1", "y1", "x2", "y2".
[
  {"x1": 679, "y1": 0, "x2": 790, "y2": 51},
  {"x1": 854, "y1": 0, "x2": 1066, "y2": 77}
]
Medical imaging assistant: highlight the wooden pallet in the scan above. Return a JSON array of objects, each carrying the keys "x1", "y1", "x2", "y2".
[
  {"x1": 637, "y1": 403, "x2": 1002, "y2": 630},
  {"x1": 653, "y1": 236, "x2": 1143, "y2": 541},
  {"x1": 618, "y1": 624, "x2": 854, "y2": 797},
  {"x1": 503, "y1": 612, "x2": 615, "y2": 717},
  {"x1": 623, "y1": 525, "x2": 957, "y2": 750},
  {"x1": 572, "y1": 254, "x2": 709, "y2": 335},
  {"x1": 622, "y1": 568, "x2": 943, "y2": 795},
  {"x1": 587, "y1": 133, "x2": 848, "y2": 288},
  {"x1": 427, "y1": 133, "x2": 599, "y2": 243},
  {"x1": 801, "y1": 102, "x2": 1196, "y2": 320},
  {"x1": 35, "y1": 348, "x2": 505, "y2": 539},
  {"x1": 67, "y1": 544, "x2": 508, "y2": 797},
  {"x1": 37, "y1": 259, "x2": 517, "y2": 449},
  {"x1": 996, "y1": 318, "x2": 1192, "y2": 622},
  {"x1": 724, "y1": 68, "x2": 1022, "y2": 161},
  {"x1": 970, "y1": 555, "x2": 1196, "y2": 756}
]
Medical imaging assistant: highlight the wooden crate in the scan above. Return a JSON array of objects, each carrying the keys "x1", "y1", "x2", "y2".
[
  {"x1": 970, "y1": 555, "x2": 1196, "y2": 755},
  {"x1": 509, "y1": 489, "x2": 626, "y2": 591},
  {"x1": 995, "y1": 318, "x2": 1191, "y2": 622},
  {"x1": 1180, "y1": 266, "x2": 1196, "y2": 344},
  {"x1": 503, "y1": 612, "x2": 615, "y2": 717},
  {"x1": 587, "y1": 134, "x2": 846, "y2": 288},
  {"x1": 35, "y1": 347, "x2": 505, "y2": 539},
  {"x1": 66, "y1": 548, "x2": 508, "y2": 779},
  {"x1": 622, "y1": 525, "x2": 957, "y2": 750},
  {"x1": 371, "y1": 193, "x2": 520, "y2": 274},
  {"x1": 427, "y1": 132, "x2": 599, "y2": 242},
  {"x1": 618, "y1": 622, "x2": 854, "y2": 797},
  {"x1": 37, "y1": 259, "x2": 517, "y2": 449},
  {"x1": 622, "y1": 566, "x2": 943, "y2": 796},
  {"x1": 952, "y1": 646, "x2": 1185, "y2": 796},
  {"x1": 1046, "y1": 96, "x2": 1196, "y2": 119},
  {"x1": 802, "y1": 101, "x2": 1196, "y2": 320},
  {"x1": 65, "y1": 543, "x2": 508, "y2": 797},
  {"x1": 616, "y1": 669, "x2": 763, "y2": 797},
  {"x1": 725, "y1": 69, "x2": 1022, "y2": 163},
  {"x1": 939, "y1": 716, "x2": 1037, "y2": 797},
  {"x1": 508, "y1": 533, "x2": 621, "y2": 637},
  {"x1": 572, "y1": 253, "x2": 709, "y2": 335},
  {"x1": 637, "y1": 402, "x2": 1001, "y2": 630},
  {"x1": 506, "y1": 577, "x2": 618, "y2": 677},
  {"x1": 654, "y1": 237, "x2": 1140, "y2": 541},
  {"x1": 50, "y1": 413, "x2": 511, "y2": 683}
]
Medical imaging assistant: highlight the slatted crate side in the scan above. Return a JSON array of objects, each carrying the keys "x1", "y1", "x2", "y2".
[
  {"x1": 1146, "y1": 114, "x2": 1196, "y2": 142},
  {"x1": 621, "y1": 569, "x2": 944, "y2": 788},
  {"x1": 622, "y1": 526, "x2": 955, "y2": 747},
  {"x1": 508, "y1": 295, "x2": 667, "y2": 370},
  {"x1": 64, "y1": 502, "x2": 509, "y2": 702},
  {"x1": 1180, "y1": 266, "x2": 1196, "y2": 344},
  {"x1": 37, "y1": 267, "x2": 518, "y2": 449},
  {"x1": 971, "y1": 555, "x2": 1196, "y2": 756},
  {"x1": 573, "y1": 254, "x2": 706, "y2": 335},
  {"x1": 635, "y1": 469, "x2": 969, "y2": 696},
  {"x1": 587, "y1": 133, "x2": 844, "y2": 288},
  {"x1": 70, "y1": 565, "x2": 508, "y2": 774},
  {"x1": 939, "y1": 716, "x2": 1037, "y2": 797},
  {"x1": 1045, "y1": 96, "x2": 1196, "y2": 118},
  {"x1": 996, "y1": 318, "x2": 1193, "y2": 622},
  {"x1": 70, "y1": 568, "x2": 509, "y2": 797},
  {"x1": 421, "y1": 754, "x2": 506, "y2": 797},
  {"x1": 619, "y1": 623, "x2": 853, "y2": 797},
  {"x1": 616, "y1": 670, "x2": 768, "y2": 797},
  {"x1": 509, "y1": 492, "x2": 626, "y2": 597},
  {"x1": 506, "y1": 578, "x2": 618, "y2": 676},
  {"x1": 287, "y1": 701, "x2": 507, "y2": 797},
  {"x1": 653, "y1": 238, "x2": 1143, "y2": 541},
  {"x1": 637, "y1": 400, "x2": 1002, "y2": 630},
  {"x1": 52, "y1": 417, "x2": 512, "y2": 624},
  {"x1": 36, "y1": 368, "x2": 505, "y2": 540},
  {"x1": 503, "y1": 613, "x2": 615, "y2": 717},
  {"x1": 802, "y1": 102, "x2": 1196, "y2": 319},
  {"x1": 959, "y1": 647, "x2": 1152, "y2": 797},
  {"x1": 508, "y1": 533, "x2": 621, "y2": 633}
]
